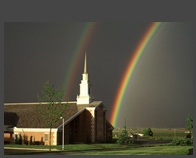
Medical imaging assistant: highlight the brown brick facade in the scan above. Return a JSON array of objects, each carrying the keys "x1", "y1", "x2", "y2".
[
  {"x1": 95, "y1": 105, "x2": 106, "y2": 141},
  {"x1": 106, "y1": 123, "x2": 113, "y2": 141},
  {"x1": 57, "y1": 109, "x2": 92, "y2": 144},
  {"x1": 4, "y1": 131, "x2": 57, "y2": 145}
]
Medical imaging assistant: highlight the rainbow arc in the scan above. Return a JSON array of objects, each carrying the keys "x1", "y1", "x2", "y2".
[
  {"x1": 109, "y1": 22, "x2": 165, "y2": 127},
  {"x1": 63, "y1": 22, "x2": 98, "y2": 100}
]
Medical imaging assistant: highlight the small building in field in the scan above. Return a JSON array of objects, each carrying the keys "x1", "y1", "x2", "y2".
[{"x1": 4, "y1": 53, "x2": 114, "y2": 145}]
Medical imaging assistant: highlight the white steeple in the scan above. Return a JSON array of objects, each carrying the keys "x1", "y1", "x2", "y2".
[
  {"x1": 84, "y1": 52, "x2": 87, "y2": 74},
  {"x1": 77, "y1": 52, "x2": 94, "y2": 104}
]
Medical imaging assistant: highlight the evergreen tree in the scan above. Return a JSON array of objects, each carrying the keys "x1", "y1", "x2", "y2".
[
  {"x1": 30, "y1": 136, "x2": 33, "y2": 145},
  {"x1": 14, "y1": 134, "x2": 18, "y2": 144},
  {"x1": 19, "y1": 134, "x2": 22, "y2": 144},
  {"x1": 117, "y1": 126, "x2": 132, "y2": 145},
  {"x1": 186, "y1": 114, "x2": 193, "y2": 130},
  {"x1": 186, "y1": 114, "x2": 193, "y2": 137}
]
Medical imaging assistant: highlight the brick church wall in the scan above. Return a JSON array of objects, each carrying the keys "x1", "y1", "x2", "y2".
[
  {"x1": 76, "y1": 110, "x2": 92, "y2": 143},
  {"x1": 106, "y1": 123, "x2": 113, "y2": 141},
  {"x1": 8, "y1": 131, "x2": 57, "y2": 145},
  {"x1": 95, "y1": 105, "x2": 106, "y2": 141},
  {"x1": 58, "y1": 110, "x2": 92, "y2": 144}
]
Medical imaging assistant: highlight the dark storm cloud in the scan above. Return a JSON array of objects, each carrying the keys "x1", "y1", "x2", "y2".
[{"x1": 4, "y1": 22, "x2": 193, "y2": 128}]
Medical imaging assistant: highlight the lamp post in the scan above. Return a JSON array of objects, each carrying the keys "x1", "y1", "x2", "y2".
[{"x1": 60, "y1": 117, "x2": 64, "y2": 150}]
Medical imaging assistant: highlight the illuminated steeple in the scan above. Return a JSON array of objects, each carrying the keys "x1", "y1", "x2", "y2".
[
  {"x1": 84, "y1": 52, "x2": 87, "y2": 74},
  {"x1": 77, "y1": 52, "x2": 94, "y2": 104}
]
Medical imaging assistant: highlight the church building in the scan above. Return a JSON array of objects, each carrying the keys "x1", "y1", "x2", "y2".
[{"x1": 4, "y1": 53, "x2": 114, "y2": 145}]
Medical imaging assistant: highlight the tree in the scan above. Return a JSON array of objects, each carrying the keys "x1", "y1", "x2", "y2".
[
  {"x1": 35, "y1": 81, "x2": 68, "y2": 151},
  {"x1": 143, "y1": 128, "x2": 153, "y2": 137},
  {"x1": 186, "y1": 114, "x2": 193, "y2": 135},
  {"x1": 117, "y1": 126, "x2": 132, "y2": 145}
]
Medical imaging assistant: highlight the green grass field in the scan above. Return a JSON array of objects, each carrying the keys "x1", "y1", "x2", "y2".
[
  {"x1": 5, "y1": 143, "x2": 193, "y2": 155},
  {"x1": 4, "y1": 143, "x2": 139, "y2": 151},
  {"x1": 71, "y1": 146, "x2": 193, "y2": 155}
]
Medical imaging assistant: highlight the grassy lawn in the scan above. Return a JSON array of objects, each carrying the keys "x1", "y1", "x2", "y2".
[
  {"x1": 71, "y1": 146, "x2": 193, "y2": 155},
  {"x1": 4, "y1": 143, "x2": 140, "y2": 151},
  {"x1": 4, "y1": 143, "x2": 141, "y2": 155},
  {"x1": 5, "y1": 143, "x2": 193, "y2": 155},
  {"x1": 5, "y1": 128, "x2": 191, "y2": 155}
]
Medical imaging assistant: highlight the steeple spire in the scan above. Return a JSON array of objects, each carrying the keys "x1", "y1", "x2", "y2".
[
  {"x1": 77, "y1": 52, "x2": 94, "y2": 104},
  {"x1": 84, "y1": 51, "x2": 87, "y2": 74}
]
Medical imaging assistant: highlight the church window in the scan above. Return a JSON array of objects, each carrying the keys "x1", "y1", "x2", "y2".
[{"x1": 45, "y1": 133, "x2": 49, "y2": 142}]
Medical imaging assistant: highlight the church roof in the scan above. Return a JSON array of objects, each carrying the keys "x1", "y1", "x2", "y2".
[
  {"x1": 4, "y1": 101, "x2": 102, "y2": 128},
  {"x1": 4, "y1": 112, "x2": 19, "y2": 126}
]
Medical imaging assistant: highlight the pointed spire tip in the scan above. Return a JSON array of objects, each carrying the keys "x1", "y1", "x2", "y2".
[{"x1": 84, "y1": 52, "x2": 87, "y2": 73}]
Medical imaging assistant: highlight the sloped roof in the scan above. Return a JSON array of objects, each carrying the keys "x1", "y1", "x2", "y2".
[
  {"x1": 4, "y1": 101, "x2": 102, "y2": 128},
  {"x1": 106, "y1": 120, "x2": 114, "y2": 130},
  {"x1": 4, "y1": 112, "x2": 19, "y2": 126}
]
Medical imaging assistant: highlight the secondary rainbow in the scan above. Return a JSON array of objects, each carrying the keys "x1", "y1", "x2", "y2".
[
  {"x1": 63, "y1": 22, "x2": 98, "y2": 100},
  {"x1": 109, "y1": 22, "x2": 165, "y2": 127}
]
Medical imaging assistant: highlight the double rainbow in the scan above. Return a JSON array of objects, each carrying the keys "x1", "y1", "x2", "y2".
[{"x1": 109, "y1": 22, "x2": 165, "y2": 127}]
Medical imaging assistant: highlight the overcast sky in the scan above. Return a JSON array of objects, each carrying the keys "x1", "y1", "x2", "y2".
[{"x1": 4, "y1": 22, "x2": 193, "y2": 128}]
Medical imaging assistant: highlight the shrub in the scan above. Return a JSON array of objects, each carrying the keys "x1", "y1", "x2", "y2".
[
  {"x1": 19, "y1": 134, "x2": 22, "y2": 144},
  {"x1": 171, "y1": 138, "x2": 193, "y2": 146},
  {"x1": 34, "y1": 141, "x2": 40, "y2": 145},
  {"x1": 14, "y1": 134, "x2": 18, "y2": 144},
  {"x1": 117, "y1": 127, "x2": 133, "y2": 145},
  {"x1": 186, "y1": 114, "x2": 193, "y2": 130},
  {"x1": 186, "y1": 133, "x2": 191, "y2": 138},
  {"x1": 30, "y1": 136, "x2": 33, "y2": 145},
  {"x1": 143, "y1": 128, "x2": 153, "y2": 136},
  {"x1": 4, "y1": 141, "x2": 10, "y2": 144}
]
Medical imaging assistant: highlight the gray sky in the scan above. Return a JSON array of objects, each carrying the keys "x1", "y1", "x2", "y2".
[{"x1": 4, "y1": 22, "x2": 193, "y2": 128}]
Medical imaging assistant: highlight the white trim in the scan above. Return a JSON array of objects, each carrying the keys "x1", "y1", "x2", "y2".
[
  {"x1": 86, "y1": 107, "x2": 96, "y2": 111},
  {"x1": 12, "y1": 127, "x2": 58, "y2": 132}
]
